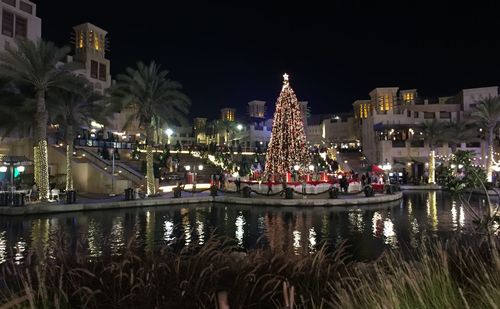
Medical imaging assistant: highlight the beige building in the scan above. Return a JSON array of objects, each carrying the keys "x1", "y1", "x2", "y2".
[
  {"x1": 354, "y1": 86, "x2": 499, "y2": 179},
  {"x1": 71, "y1": 22, "x2": 111, "y2": 92},
  {"x1": 0, "y1": 0, "x2": 40, "y2": 50}
]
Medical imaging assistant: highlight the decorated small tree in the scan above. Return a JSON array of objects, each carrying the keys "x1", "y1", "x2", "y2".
[{"x1": 265, "y1": 74, "x2": 309, "y2": 177}]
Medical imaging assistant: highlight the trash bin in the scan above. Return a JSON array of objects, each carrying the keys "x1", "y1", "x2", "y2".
[
  {"x1": 173, "y1": 187, "x2": 182, "y2": 198},
  {"x1": 13, "y1": 193, "x2": 25, "y2": 206},
  {"x1": 210, "y1": 185, "x2": 218, "y2": 197},
  {"x1": 0, "y1": 192, "x2": 7, "y2": 206},
  {"x1": 242, "y1": 186, "x2": 252, "y2": 198},
  {"x1": 364, "y1": 185, "x2": 374, "y2": 197},
  {"x1": 284, "y1": 187, "x2": 293, "y2": 199},
  {"x1": 328, "y1": 187, "x2": 339, "y2": 199},
  {"x1": 124, "y1": 188, "x2": 134, "y2": 201},
  {"x1": 66, "y1": 190, "x2": 77, "y2": 204}
]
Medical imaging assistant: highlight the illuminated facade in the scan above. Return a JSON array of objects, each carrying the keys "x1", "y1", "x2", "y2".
[
  {"x1": 354, "y1": 86, "x2": 499, "y2": 180},
  {"x1": 220, "y1": 108, "x2": 235, "y2": 122},
  {"x1": 71, "y1": 23, "x2": 111, "y2": 92}
]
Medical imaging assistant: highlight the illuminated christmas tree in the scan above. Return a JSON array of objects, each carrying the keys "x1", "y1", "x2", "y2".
[{"x1": 265, "y1": 73, "x2": 310, "y2": 175}]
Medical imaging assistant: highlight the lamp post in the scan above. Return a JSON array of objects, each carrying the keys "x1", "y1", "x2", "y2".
[
  {"x1": 382, "y1": 159, "x2": 392, "y2": 184},
  {"x1": 308, "y1": 164, "x2": 315, "y2": 180},
  {"x1": 185, "y1": 164, "x2": 203, "y2": 192},
  {"x1": 293, "y1": 164, "x2": 300, "y2": 181}
]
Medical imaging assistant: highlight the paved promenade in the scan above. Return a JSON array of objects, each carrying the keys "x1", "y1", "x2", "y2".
[{"x1": 0, "y1": 191, "x2": 403, "y2": 216}]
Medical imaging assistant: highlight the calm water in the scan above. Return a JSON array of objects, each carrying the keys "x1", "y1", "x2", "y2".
[{"x1": 0, "y1": 192, "x2": 496, "y2": 264}]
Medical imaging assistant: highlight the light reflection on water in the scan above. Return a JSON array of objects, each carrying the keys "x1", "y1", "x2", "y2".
[{"x1": 0, "y1": 192, "x2": 496, "y2": 264}]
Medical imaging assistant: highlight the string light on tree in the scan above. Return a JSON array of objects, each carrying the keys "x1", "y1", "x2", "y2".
[{"x1": 265, "y1": 73, "x2": 310, "y2": 175}]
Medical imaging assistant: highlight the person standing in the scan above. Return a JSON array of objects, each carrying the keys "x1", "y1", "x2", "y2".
[{"x1": 267, "y1": 175, "x2": 273, "y2": 195}]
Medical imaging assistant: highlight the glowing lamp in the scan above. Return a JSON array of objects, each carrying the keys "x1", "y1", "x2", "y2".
[
  {"x1": 236, "y1": 124, "x2": 243, "y2": 131},
  {"x1": 308, "y1": 165, "x2": 315, "y2": 171},
  {"x1": 17, "y1": 166, "x2": 25, "y2": 173},
  {"x1": 198, "y1": 165, "x2": 204, "y2": 171},
  {"x1": 165, "y1": 128, "x2": 173, "y2": 136},
  {"x1": 0, "y1": 166, "x2": 7, "y2": 173},
  {"x1": 185, "y1": 165, "x2": 191, "y2": 171},
  {"x1": 293, "y1": 165, "x2": 300, "y2": 171}
]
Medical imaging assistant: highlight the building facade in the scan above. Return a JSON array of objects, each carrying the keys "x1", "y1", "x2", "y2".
[
  {"x1": 0, "y1": 0, "x2": 40, "y2": 50},
  {"x1": 354, "y1": 86, "x2": 499, "y2": 178}
]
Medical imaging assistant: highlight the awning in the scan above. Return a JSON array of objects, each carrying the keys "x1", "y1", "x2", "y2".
[
  {"x1": 393, "y1": 157, "x2": 427, "y2": 164},
  {"x1": 0, "y1": 155, "x2": 32, "y2": 166}
]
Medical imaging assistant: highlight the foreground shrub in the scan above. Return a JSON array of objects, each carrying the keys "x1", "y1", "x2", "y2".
[{"x1": 0, "y1": 235, "x2": 498, "y2": 308}]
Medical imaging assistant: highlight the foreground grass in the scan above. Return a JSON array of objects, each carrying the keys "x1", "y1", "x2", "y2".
[{"x1": 0, "y1": 236, "x2": 498, "y2": 308}]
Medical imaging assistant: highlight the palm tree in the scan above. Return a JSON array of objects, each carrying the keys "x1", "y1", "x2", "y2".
[
  {"x1": 48, "y1": 83, "x2": 104, "y2": 193},
  {"x1": 0, "y1": 39, "x2": 82, "y2": 200},
  {"x1": 108, "y1": 61, "x2": 190, "y2": 196},
  {"x1": 419, "y1": 120, "x2": 447, "y2": 184},
  {"x1": 471, "y1": 96, "x2": 500, "y2": 182},
  {"x1": 445, "y1": 121, "x2": 477, "y2": 154}
]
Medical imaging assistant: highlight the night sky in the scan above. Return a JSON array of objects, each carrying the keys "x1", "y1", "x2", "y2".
[{"x1": 36, "y1": 1, "x2": 500, "y2": 119}]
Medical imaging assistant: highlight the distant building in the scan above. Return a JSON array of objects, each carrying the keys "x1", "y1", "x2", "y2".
[
  {"x1": 220, "y1": 108, "x2": 235, "y2": 122},
  {"x1": 71, "y1": 22, "x2": 111, "y2": 92}
]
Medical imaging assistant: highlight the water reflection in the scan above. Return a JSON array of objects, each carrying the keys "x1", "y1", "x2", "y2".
[{"x1": 0, "y1": 192, "x2": 495, "y2": 264}]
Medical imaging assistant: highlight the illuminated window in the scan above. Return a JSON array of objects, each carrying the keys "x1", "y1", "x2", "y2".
[
  {"x1": 403, "y1": 93, "x2": 414, "y2": 102},
  {"x1": 78, "y1": 31, "x2": 84, "y2": 48},
  {"x1": 94, "y1": 33, "x2": 99, "y2": 51}
]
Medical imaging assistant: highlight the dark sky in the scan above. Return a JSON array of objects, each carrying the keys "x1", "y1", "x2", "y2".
[{"x1": 36, "y1": 1, "x2": 500, "y2": 119}]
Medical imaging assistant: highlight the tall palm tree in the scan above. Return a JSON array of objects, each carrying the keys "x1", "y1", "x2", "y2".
[
  {"x1": 48, "y1": 83, "x2": 104, "y2": 192},
  {"x1": 0, "y1": 39, "x2": 82, "y2": 200},
  {"x1": 445, "y1": 121, "x2": 477, "y2": 154},
  {"x1": 108, "y1": 61, "x2": 190, "y2": 196},
  {"x1": 419, "y1": 120, "x2": 447, "y2": 184},
  {"x1": 471, "y1": 96, "x2": 500, "y2": 182}
]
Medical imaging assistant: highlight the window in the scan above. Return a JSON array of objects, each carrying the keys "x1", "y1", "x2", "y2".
[
  {"x1": 413, "y1": 111, "x2": 419, "y2": 118},
  {"x1": 2, "y1": 0, "x2": 15, "y2": 7},
  {"x1": 19, "y1": 1, "x2": 32, "y2": 14},
  {"x1": 466, "y1": 142, "x2": 480, "y2": 148},
  {"x1": 469, "y1": 103, "x2": 477, "y2": 109},
  {"x1": 424, "y1": 112, "x2": 435, "y2": 119},
  {"x1": 2, "y1": 10, "x2": 13, "y2": 37},
  {"x1": 14, "y1": 15, "x2": 26, "y2": 38},
  {"x1": 407, "y1": 111, "x2": 411, "y2": 117},
  {"x1": 98, "y1": 63, "x2": 106, "y2": 81},
  {"x1": 90, "y1": 60, "x2": 98, "y2": 79},
  {"x1": 439, "y1": 111, "x2": 451, "y2": 119}
]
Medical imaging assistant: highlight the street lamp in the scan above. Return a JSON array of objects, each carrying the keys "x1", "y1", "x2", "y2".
[
  {"x1": 293, "y1": 164, "x2": 300, "y2": 181},
  {"x1": 382, "y1": 159, "x2": 392, "y2": 184},
  {"x1": 165, "y1": 128, "x2": 173, "y2": 145},
  {"x1": 236, "y1": 124, "x2": 243, "y2": 131}
]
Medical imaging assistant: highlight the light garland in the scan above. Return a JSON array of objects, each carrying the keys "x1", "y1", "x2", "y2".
[
  {"x1": 37, "y1": 140, "x2": 50, "y2": 201},
  {"x1": 146, "y1": 145, "x2": 155, "y2": 196},
  {"x1": 265, "y1": 74, "x2": 310, "y2": 175},
  {"x1": 66, "y1": 144, "x2": 74, "y2": 191},
  {"x1": 33, "y1": 145, "x2": 40, "y2": 187}
]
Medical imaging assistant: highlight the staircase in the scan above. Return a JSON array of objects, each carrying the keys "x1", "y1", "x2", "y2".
[
  {"x1": 337, "y1": 151, "x2": 368, "y2": 173},
  {"x1": 75, "y1": 147, "x2": 145, "y2": 186}
]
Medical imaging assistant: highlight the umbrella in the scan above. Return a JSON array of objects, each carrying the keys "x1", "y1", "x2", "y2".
[{"x1": 360, "y1": 164, "x2": 385, "y2": 173}]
